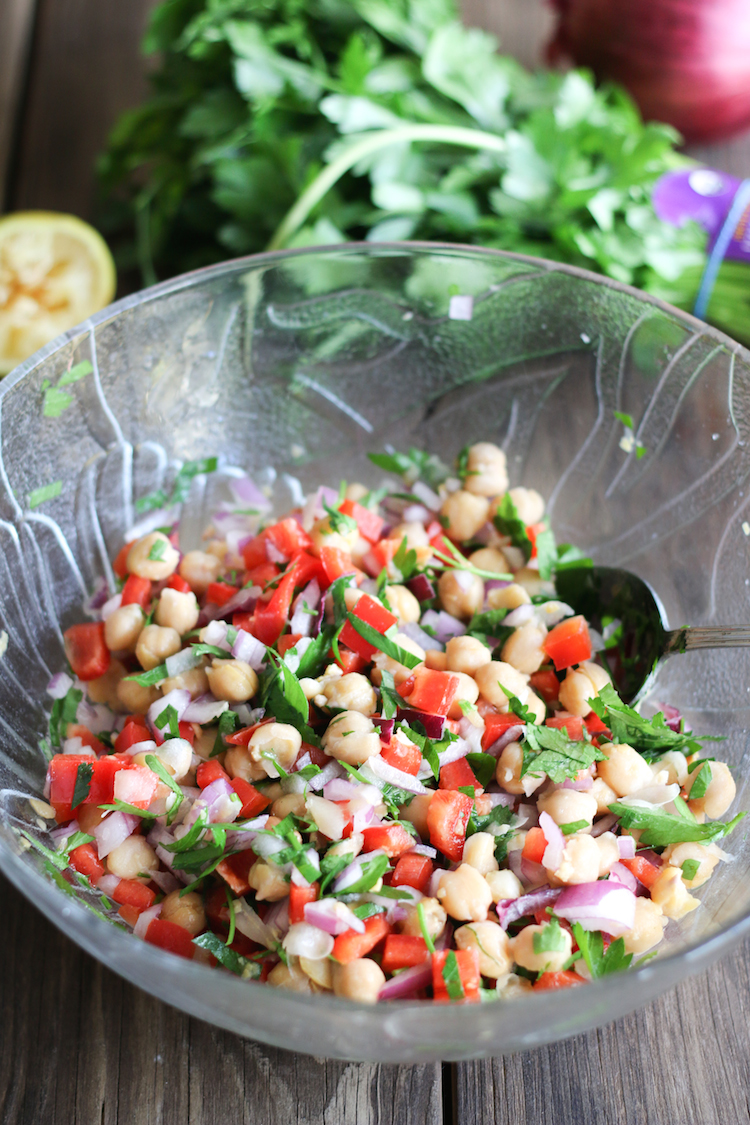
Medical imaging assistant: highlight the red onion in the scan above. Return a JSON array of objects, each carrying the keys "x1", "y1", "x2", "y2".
[
  {"x1": 202, "y1": 777, "x2": 241, "y2": 823},
  {"x1": 496, "y1": 886, "x2": 561, "y2": 930},
  {"x1": 409, "y1": 843, "x2": 437, "y2": 858},
  {"x1": 229, "y1": 475, "x2": 271, "y2": 511},
  {"x1": 46, "y1": 671, "x2": 74, "y2": 699},
  {"x1": 123, "y1": 738, "x2": 157, "y2": 757},
  {"x1": 290, "y1": 579, "x2": 321, "y2": 637},
  {"x1": 548, "y1": 0, "x2": 750, "y2": 143},
  {"x1": 608, "y1": 862, "x2": 638, "y2": 893},
  {"x1": 134, "y1": 902, "x2": 162, "y2": 939},
  {"x1": 231, "y1": 629, "x2": 266, "y2": 669},
  {"x1": 76, "y1": 698, "x2": 116, "y2": 735},
  {"x1": 306, "y1": 760, "x2": 345, "y2": 791},
  {"x1": 400, "y1": 621, "x2": 444, "y2": 652},
  {"x1": 540, "y1": 811, "x2": 565, "y2": 872},
  {"x1": 147, "y1": 688, "x2": 191, "y2": 738},
  {"x1": 304, "y1": 898, "x2": 364, "y2": 935},
  {"x1": 419, "y1": 609, "x2": 466, "y2": 644},
  {"x1": 428, "y1": 868, "x2": 444, "y2": 898},
  {"x1": 201, "y1": 585, "x2": 261, "y2": 624},
  {"x1": 396, "y1": 709, "x2": 446, "y2": 740},
  {"x1": 50, "y1": 821, "x2": 81, "y2": 846},
  {"x1": 263, "y1": 897, "x2": 290, "y2": 937},
  {"x1": 436, "y1": 738, "x2": 471, "y2": 769},
  {"x1": 484, "y1": 792, "x2": 515, "y2": 808},
  {"x1": 591, "y1": 813, "x2": 618, "y2": 837},
  {"x1": 182, "y1": 694, "x2": 230, "y2": 724},
  {"x1": 322, "y1": 777, "x2": 359, "y2": 802},
  {"x1": 96, "y1": 873, "x2": 120, "y2": 896},
  {"x1": 407, "y1": 574, "x2": 436, "y2": 602},
  {"x1": 333, "y1": 849, "x2": 386, "y2": 894},
  {"x1": 378, "y1": 960, "x2": 432, "y2": 1001},
  {"x1": 504, "y1": 604, "x2": 535, "y2": 628},
  {"x1": 483, "y1": 578, "x2": 511, "y2": 594},
  {"x1": 485, "y1": 725, "x2": 524, "y2": 758},
  {"x1": 93, "y1": 811, "x2": 139, "y2": 859},
  {"x1": 283, "y1": 921, "x2": 334, "y2": 959},
  {"x1": 201, "y1": 620, "x2": 231, "y2": 649},
  {"x1": 411, "y1": 481, "x2": 441, "y2": 511},
  {"x1": 521, "y1": 857, "x2": 547, "y2": 887},
  {"x1": 62, "y1": 737, "x2": 93, "y2": 756},
  {"x1": 165, "y1": 647, "x2": 201, "y2": 678},
  {"x1": 150, "y1": 868, "x2": 180, "y2": 895},
  {"x1": 373, "y1": 717, "x2": 395, "y2": 743},
  {"x1": 656, "y1": 702, "x2": 683, "y2": 733},
  {"x1": 554, "y1": 881, "x2": 636, "y2": 937},
  {"x1": 562, "y1": 775, "x2": 594, "y2": 792},
  {"x1": 517, "y1": 803, "x2": 540, "y2": 829},
  {"x1": 100, "y1": 592, "x2": 123, "y2": 622},
  {"x1": 366, "y1": 754, "x2": 430, "y2": 794},
  {"x1": 83, "y1": 577, "x2": 111, "y2": 615},
  {"x1": 235, "y1": 900, "x2": 277, "y2": 947}
]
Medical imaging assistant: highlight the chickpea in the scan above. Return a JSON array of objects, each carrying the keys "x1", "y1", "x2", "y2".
[
  {"x1": 686, "y1": 760, "x2": 736, "y2": 819},
  {"x1": 474, "y1": 660, "x2": 529, "y2": 711},
  {"x1": 400, "y1": 792, "x2": 433, "y2": 838},
  {"x1": 468, "y1": 547, "x2": 511, "y2": 574},
  {"x1": 104, "y1": 604, "x2": 145, "y2": 653},
  {"x1": 591, "y1": 776, "x2": 617, "y2": 815},
  {"x1": 268, "y1": 960, "x2": 315, "y2": 993},
  {"x1": 372, "y1": 634, "x2": 426, "y2": 685},
  {"x1": 485, "y1": 869, "x2": 523, "y2": 904},
  {"x1": 401, "y1": 897, "x2": 446, "y2": 941},
  {"x1": 437, "y1": 568, "x2": 484, "y2": 619},
  {"x1": 203, "y1": 537, "x2": 228, "y2": 561},
  {"x1": 496, "y1": 973, "x2": 533, "y2": 999},
  {"x1": 87, "y1": 657, "x2": 128, "y2": 712},
  {"x1": 155, "y1": 588, "x2": 200, "y2": 635},
  {"x1": 462, "y1": 832, "x2": 499, "y2": 875},
  {"x1": 321, "y1": 710, "x2": 381, "y2": 765},
  {"x1": 118, "y1": 682, "x2": 161, "y2": 720},
  {"x1": 310, "y1": 516, "x2": 358, "y2": 557},
  {"x1": 537, "y1": 788, "x2": 597, "y2": 829},
  {"x1": 549, "y1": 833, "x2": 600, "y2": 885},
  {"x1": 126, "y1": 532, "x2": 179, "y2": 581},
  {"x1": 463, "y1": 442, "x2": 509, "y2": 497},
  {"x1": 655, "y1": 750, "x2": 689, "y2": 787},
  {"x1": 487, "y1": 583, "x2": 531, "y2": 611},
  {"x1": 509, "y1": 922, "x2": 572, "y2": 974},
  {"x1": 501, "y1": 621, "x2": 547, "y2": 675},
  {"x1": 664, "y1": 841, "x2": 721, "y2": 889},
  {"x1": 248, "y1": 722, "x2": 302, "y2": 776},
  {"x1": 447, "y1": 671, "x2": 479, "y2": 719},
  {"x1": 179, "y1": 550, "x2": 221, "y2": 596},
  {"x1": 247, "y1": 859, "x2": 289, "y2": 901},
  {"x1": 387, "y1": 521, "x2": 430, "y2": 550},
  {"x1": 345, "y1": 482, "x2": 369, "y2": 502},
  {"x1": 425, "y1": 650, "x2": 449, "y2": 671},
  {"x1": 496, "y1": 740, "x2": 543, "y2": 797},
  {"x1": 161, "y1": 665, "x2": 209, "y2": 699},
  {"x1": 440, "y1": 490, "x2": 490, "y2": 542},
  {"x1": 192, "y1": 727, "x2": 216, "y2": 761},
  {"x1": 299, "y1": 956, "x2": 334, "y2": 991},
  {"x1": 272, "y1": 793, "x2": 307, "y2": 819},
  {"x1": 650, "y1": 865, "x2": 700, "y2": 920},
  {"x1": 224, "y1": 744, "x2": 265, "y2": 782},
  {"x1": 385, "y1": 584, "x2": 421, "y2": 625},
  {"x1": 506, "y1": 487, "x2": 545, "y2": 526},
  {"x1": 455, "y1": 921, "x2": 512, "y2": 978},
  {"x1": 513, "y1": 568, "x2": 555, "y2": 598},
  {"x1": 135, "y1": 624, "x2": 181, "y2": 671},
  {"x1": 437, "y1": 864, "x2": 493, "y2": 921},
  {"x1": 595, "y1": 831, "x2": 620, "y2": 877},
  {"x1": 321, "y1": 672, "x2": 377, "y2": 715},
  {"x1": 149, "y1": 737, "x2": 193, "y2": 782},
  {"x1": 160, "y1": 889, "x2": 206, "y2": 935},
  {"x1": 332, "y1": 958, "x2": 385, "y2": 1004},
  {"x1": 446, "y1": 634, "x2": 492, "y2": 676},
  {"x1": 558, "y1": 661, "x2": 610, "y2": 717},
  {"x1": 327, "y1": 832, "x2": 365, "y2": 860},
  {"x1": 106, "y1": 835, "x2": 159, "y2": 883},
  {"x1": 206, "y1": 659, "x2": 258, "y2": 703},
  {"x1": 597, "y1": 742, "x2": 654, "y2": 797},
  {"x1": 622, "y1": 898, "x2": 666, "y2": 955}
]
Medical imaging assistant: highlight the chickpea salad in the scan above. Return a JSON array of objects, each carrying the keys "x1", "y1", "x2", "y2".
[{"x1": 25, "y1": 442, "x2": 745, "y2": 1004}]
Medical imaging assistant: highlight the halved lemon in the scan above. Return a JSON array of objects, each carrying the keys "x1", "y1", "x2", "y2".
[{"x1": 0, "y1": 211, "x2": 116, "y2": 375}]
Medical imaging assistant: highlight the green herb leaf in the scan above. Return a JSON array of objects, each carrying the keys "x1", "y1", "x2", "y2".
[
  {"x1": 58, "y1": 360, "x2": 93, "y2": 387},
  {"x1": 559, "y1": 819, "x2": 589, "y2": 835},
  {"x1": 418, "y1": 901, "x2": 436, "y2": 954},
  {"x1": 29, "y1": 481, "x2": 62, "y2": 509},
  {"x1": 379, "y1": 669, "x2": 401, "y2": 720},
  {"x1": 124, "y1": 663, "x2": 168, "y2": 686},
  {"x1": 688, "y1": 760, "x2": 712, "y2": 799},
  {"x1": 681, "y1": 858, "x2": 701, "y2": 881},
  {"x1": 532, "y1": 917, "x2": 568, "y2": 954},
  {"x1": 332, "y1": 854, "x2": 389, "y2": 896},
  {"x1": 154, "y1": 704, "x2": 180, "y2": 739},
  {"x1": 345, "y1": 614, "x2": 421, "y2": 668},
  {"x1": 502, "y1": 688, "x2": 537, "y2": 724},
  {"x1": 492, "y1": 494, "x2": 532, "y2": 560},
  {"x1": 522, "y1": 724, "x2": 606, "y2": 783},
  {"x1": 352, "y1": 902, "x2": 386, "y2": 921},
  {"x1": 193, "y1": 931, "x2": 260, "y2": 977},
  {"x1": 466, "y1": 752, "x2": 496, "y2": 789},
  {"x1": 49, "y1": 686, "x2": 83, "y2": 748},
  {"x1": 71, "y1": 762, "x2": 93, "y2": 810},
  {"x1": 609, "y1": 803, "x2": 745, "y2": 847},
  {"x1": 148, "y1": 538, "x2": 168, "y2": 561},
  {"x1": 441, "y1": 949, "x2": 465, "y2": 1000},
  {"x1": 572, "y1": 923, "x2": 633, "y2": 978},
  {"x1": 392, "y1": 536, "x2": 418, "y2": 582},
  {"x1": 589, "y1": 685, "x2": 723, "y2": 760},
  {"x1": 368, "y1": 449, "x2": 448, "y2": 487},
  {"x1": 43, "y1": 387, "x2": 75, "y2": 418},
  {"x1": 144, "y1": 753, "x2": 184, "y2": 824},
  {"x1": 263, "y1": 649, "x2": 319, "y2": 746},
  {"x1": 466, "y1": 609, "x2": 507, "y2": 636},
  {"x1": 211, "y1": 708, "x2": 240, "y2": 757}
]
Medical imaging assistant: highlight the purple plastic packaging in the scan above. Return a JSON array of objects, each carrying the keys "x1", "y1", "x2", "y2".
[{"x1": 653, "y1": 168, "x2": 750, "y2": 263}]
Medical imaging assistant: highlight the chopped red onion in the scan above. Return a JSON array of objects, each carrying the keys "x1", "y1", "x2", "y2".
[
  {"x1": 617, "y1": 835, "x2": 636, "y2": 859},
  {"x1": 127, "y1": 506, "x2": 179, "y2": 542},
  {"x1": 96, "y1": 873, "x2": 120, "y2": 896},
  {"x1": 555, "y1": 881, "x2": 636, "y2": 937},
  {"x1": 322, "y1": 778, "x2": 359, "y2": 802},
  {"x1": 230, "y1": 628, "x2": 267, "y2": 669},
  {"x1": 50, "y1": 821, "x2": 81, "y2": 846},
  {"x1": 93, "y1": 811, "x2": 139, "y2": 859},
  {"x1": 283, "y1": 922, "x2": 334, "y2": 960},
  {"x1": 400, "y1": 621, "x2": 444, "y2": 652},
  {"x1": 123, "y1": 739, "x2": 158, "y2": 757},
  {"x1": 402, "y1": 503, "x2": 432, "y2": 524},
  {"x1": 620, "y1": 783, "x2": 680, "y2": 808},
  {"x1": 378, "y1": 960, "x2": 432, "y2": 1001},
  {"x1": 76, "y1": 697, "x2": 116, "y2": 735},
  {"x1": 46, "y1": 672, "x2": 74, "y2": 699},
  {"x1": 428, "y1": 868, "x2": 444, "y2": 898},
  {"x1": 504, "y1": 604, "x2": 536, "y2": 628},
  {"x1": 290, "y1": 579, "x2": 321, "y2": 638},
  {"x1": 202, "y1": 778, "x2": 241, "y2": 823},
  {"x1": 83, "y1": 577, "x2": 111, "y2": 614},
  {"x1": 657, "y1": 702, "x2": 683, "y2": 734},
  {"x1": 484, "y1": 578, "x2": 511, "y2": 594},
  {"x1": 201, "y1": 619, "x2": 232, "y2": 649},
  {"x1": 165, "y1": 647, "x2": 202, "y2": 678},
  {"x1": 206, "y1": 584, "x2": 262, "y2": 623},
  {"x1": 333, "y1": 849, "x2": 386, "y2": 894},
  {"x1": 147, "y1": 689, "x2": 191, "y2": 737},
  {"x1": 263, "y1": 897, "x2": 290, "y2": 937},
  {"x1": 409, "y1": 843, "x2": 437, "y2": 858},
  {"x1": 304, "y1": 898, "x2": 365, "y2": 935},
  {"x1": 458, "y1": 717, "x2": 484, "y2": 756},
  {"x1": 225, "y1": 815, "x2": 269, "y2": 851},
  {"x1": 484, "y1": 792, "x2": 515, "y2": 808},
  {"x1": 150, "y1": 868, "x2": 180, "y2": 895},
  {"x1": 307, "y1": 760, "x2": 345, "y2": 791},
  {"x1": 407, "y1": 574, "x2": 436, "y2": 602},
  {"x1": 562, "y1": 775, "x2": 594, "y2": 792},
  {"x1": 229, "y1": 475, "x2": 271, "y2": 511},
  {"x1": 419, "y1": 609, "x2": 466, "y2": 644},
  {"x1": 374, "y1": 717, "x2": 395, "y2": 743},
  {"x1": 436, "y1": 737, "x2": 471, "y2": 768},
  {"x1": 485, "y1": 724, "x2": 524, "y2": 758},
  {"x1": 608, "y1": 862, "x2": 638, "y2": 892},
  {"x1": 100, "y1": 592, "x2": 123, "y2": 621},
  {"x1": 540, "y1": 811, "x2": 565, "y2": 872},
  {"x1": 411, "y1": 481, "x2": 441, "y2": 511},
  {"x1": 63, "y1": 736, "x2": 91, "y2": 756},
  {"x1": 396, "y1": 709, "x2": 446, "y2": 740},
  {"x1": 352, "y1": 804, "x2": 378, "y2": 833},
  {"x1": 182, "y1": 695, "x2": 230, "y2": 724},
  {"x1": 367, "y1": 754, "x2": 430, "y2": 794},
  {"x1": 495, "y1": 886, "x2": 558, "y2": 930},
  {"x1": 516, "y1": 802, "x2": 539, "y2": 828},
  {"x1": 590, "y1": 813, "x2": 618, "y2": 837},
  {"x1": 235, "y1": 901, "x2": 277, "y2": 948},
  {"x1": 133, "y1": 902, "x2": 163, "y2": 939},
  {"x1": 521, "y1": 857, "x2": 547, "y2": 887}
]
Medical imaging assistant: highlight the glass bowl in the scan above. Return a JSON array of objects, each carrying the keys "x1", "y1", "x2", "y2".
[{"x1": 1, "y1": 242, "x2": 749, "y2": 1063}]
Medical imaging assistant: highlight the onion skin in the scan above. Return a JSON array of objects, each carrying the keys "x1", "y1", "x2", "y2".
[{"x1": 549, "y1": 0, "x2": 750, "y2": 143}]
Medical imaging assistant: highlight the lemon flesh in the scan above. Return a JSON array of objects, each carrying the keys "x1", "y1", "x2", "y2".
[{"x1": 0, "y1": 211, "x2": 116, "y2": 375}]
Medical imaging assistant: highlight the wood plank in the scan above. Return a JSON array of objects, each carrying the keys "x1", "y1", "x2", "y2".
[
  {"x1": 9, "y1": 0, "x2": 157, "y2": 222},
  {"x1": 0, "y1": 0, "x2": 37, "y2": 208},
  {"x1": 0, "y1": 874, "x2": 443, "y2": 1125}
]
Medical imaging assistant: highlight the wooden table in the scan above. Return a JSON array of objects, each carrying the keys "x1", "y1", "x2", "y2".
[{"x1": 3, "y1": 4, "x2": 750, "y2": 1122}]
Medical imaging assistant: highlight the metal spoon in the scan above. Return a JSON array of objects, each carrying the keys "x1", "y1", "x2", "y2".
[{"x1": 554, "y1": 565, "x2": 750, "y2": 704}]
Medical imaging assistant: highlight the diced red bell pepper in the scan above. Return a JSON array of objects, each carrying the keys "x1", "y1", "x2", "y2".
[
  {"x1": 113, "y1": 765, "x2": 159, "y2": 809},
  {"x1": 584, "y1": 710, "x2": 610, "y2": 736},
  {"x1": 216, "y1": 852, "x2": 256, "y2": 896},
  {"x1": 68, "y1": 842, "x2": 104, "y2": 883},
  {"x1": 481, "y1": 710, "x2": 523, "y2": 751},
  {"x1": 205, "y1": 581, "x2": 239, "y2": 607},
  {"x1": 339, "y1": 594, "x2": 398, "y2": 660},
  {"x1": 251, "y1": 553, "x2": 317, "y2": 646},
  {"x1": 426, "y1": 789, "x2": 473, "y2": 864},
  {"x1": 152, "y1": 719, "x2": 195, "y2": 748},
  {"x1": 543, "y1": 615, "x2": 593, "y2": 671},
  {"x1": 230, "y1": 777, "x2": 271, "y2": 819},
  {"x1": 112, "y1": 879, "x2": 156, "y2": 913},
  {"x1": 289, "y1": 881, "x2": 319, "y2": 924},
  {"x1": 380, "y1": 735, "x2": 421, "y2": 777},
  {"x1": 265, "y1": 518, "x2": 313, "y2": 559},
  {"x1": 522, "y1": 826, "x2": 547, "y2": 865},
  {"x1": 339, "y1": 499, "x2": 385, "y2": 543},
  {"x1": 114, "y1": 720, "x2": 150, "y2": 754},
  {"x1": 118, "y1": 903, "x2": 141, "y2": 928},
  {"x1": 361, "y1": 823, "x2": 415, "y2": 858},
  {"x1": 225, "y1": 720, "x2": 270, "y2": 747},
  {"x1": 48, "y1": 754, "x2": 133, "y2": 821},
  {"x1": 277, "y1": 633, "x2": 302, "y2": 656},
  {"x1": 367, "y1": 538, "x2": 401, "y2": 576},
  {"x1": 545, "y1": 713, "x2": 584, "y2": 740},
  {"x1": 113, "y1": 541, "x2": 134, "y2": 579},
  {"x1": 391, "y1": 852, "x2": 434, "y2": 894},
  {"x1": 241, "y1": 531, "x2": 269, "y2": 570},
  {"x1": 319, "y1": 545, "x2": 357, "y2": 586},
  {"x1": 232, "y1": 611, "x2": 255, "y2": 633},
  {"x1": 121, "y1": 575, "x2": 152, "y2": 609},
  {"x1": 196, "y1": 760, "x2": 230, "y2": 789},
  {"x1": 432, "y1": 948, "x2": 480, "y2": 1001},
  {"x1": 144, "y1": 918, "x2": 196, "y2": 959},
  {"x1": 205, "y1": 885, "x2": 232, "y2": 929},
  {"x1": 63, "y1": 622, "x2": 110, "y2": 681},
  {"x1": 331, "y1": 914, "x2": 391, "y2": 965},
  {"x1": 381, "y1": 934, "x2": 430, "y2": 973},
  {"x1": 400, "y1": 668, "x2": 460, "y2": 718},
  {"x1": 439, "y1": 757, "x2": 483, "y2": 794},
  {"x1": 529, "y1": 669, "x2": 561, "y2": 704},
  {"x1": 245, "y1": 562, "x2": 280, "y2": 589},
  {"x1": 619, "y1": 855, "x2": 661, "y2": 889},
  {"x1": 167, "y1": 574, "x2": 192, "y2": 594},
  {"x1": 65, "y1": 724, "x2": 105, "y2": 756},
  {"x1": 533, "y1": 970, "x2": 584, "y2": 991},
  {"x1": 331, "y1": 646, "x2": 368, "y2": 674},
  {"x1": 525, "y1": 522, "x2": 547, "y2": 561}
]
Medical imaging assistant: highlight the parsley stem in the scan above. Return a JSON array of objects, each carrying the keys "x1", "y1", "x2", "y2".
[{"x1": 417, "y1": 901, "x2": 436, "y2": 954}]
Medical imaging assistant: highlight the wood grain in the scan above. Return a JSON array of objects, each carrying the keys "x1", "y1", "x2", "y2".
[
  {"x1": 0, "y1": 0, "x2": 37, "y2": 208},
  {"x1": 0, "y1": 874, "x2": 443, "y2": 1125}
]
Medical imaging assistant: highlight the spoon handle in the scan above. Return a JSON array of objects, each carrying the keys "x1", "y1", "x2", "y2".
[{"x1": 665, "y1": 626, "x2": 750, "y2": 653}]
